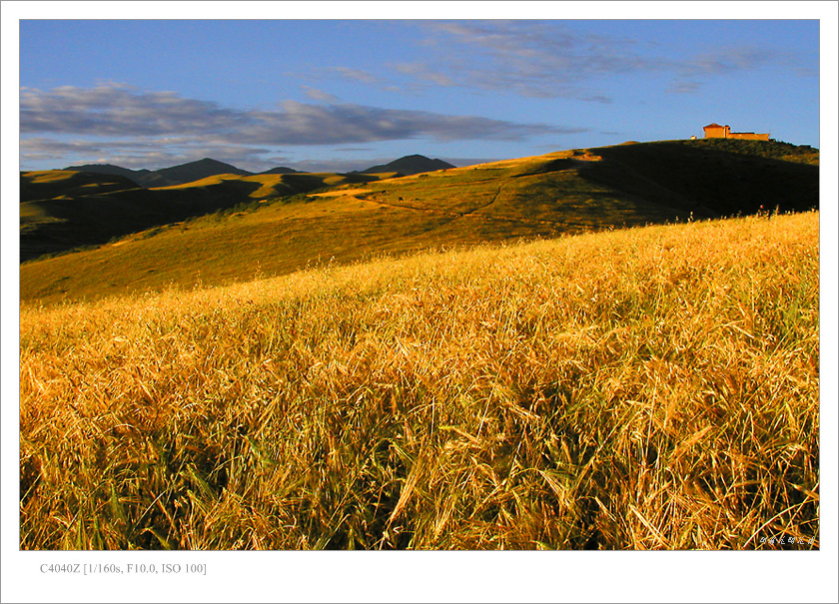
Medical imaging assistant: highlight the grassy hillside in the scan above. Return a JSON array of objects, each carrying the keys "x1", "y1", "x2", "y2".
[
  {"x1": 679, "y1": 138, "x2": 820, "y2": 165},
  {"x1": 19, "y1": 211, "x2": 819, "y2": 550},
  {"x1": 20, "y1": 139, "x2": 819, "y2": 305},
  {"x1": 584, "y1": 140, "x2": 819, "y2": 215},
  {"x1": 19, "y1": 169, "x2": 387, "y2": 263},
  {"x1": 20, "y1": 169, "x2": 139, "y2": 202}
]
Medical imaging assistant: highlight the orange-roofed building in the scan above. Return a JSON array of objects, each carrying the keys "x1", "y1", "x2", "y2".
[
  {"x1": 703, "y1": 123, "x2": 769, "y2": 141},
  {"x1": 703, "y1": 123, "x2": 730, "y2": 138}
]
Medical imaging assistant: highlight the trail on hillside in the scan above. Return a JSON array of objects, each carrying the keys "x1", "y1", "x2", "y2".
[
  {"x1": 362, "y1": 185, "x2": 591, "y2": 231},
  {"x1": 456, "y1": 185, "x2": 504, "y2": 217}
]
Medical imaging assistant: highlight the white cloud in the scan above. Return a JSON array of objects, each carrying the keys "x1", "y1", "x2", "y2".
[{"x1": 301, "y1": 86, "x2": 339, "y2": 103}]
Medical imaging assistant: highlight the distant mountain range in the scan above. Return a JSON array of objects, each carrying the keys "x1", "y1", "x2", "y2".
[
  {"x1": 65, "y1": 155, "x2": 454, "y2": 188},
  {"x1": 66, "y1": 158, "x2": 265, "y2": 188}
]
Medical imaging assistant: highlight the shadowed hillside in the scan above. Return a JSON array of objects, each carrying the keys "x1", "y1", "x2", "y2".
[
  {"x1": 580, "y1": 140, "x2": 818, "y2": 216},
  {"x1": 675, "y1": 138, "x2": 820, "y2": 165},
  {"x1": 20, "y1": 170, "x2": 388, "y2": 262},
  {"x1": 22, "y1": 178, "x2": 265, "y2": 261},
  {"x1": 20, "y1": 170, "x2": 139, "y2": 202}
]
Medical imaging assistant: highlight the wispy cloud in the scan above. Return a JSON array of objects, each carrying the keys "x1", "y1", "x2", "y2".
[
  {"x1": 244, "y1": 100, "x2": 580, "y2": 144},
  {"x1": 394, "y1": 62, "x2": 456, "y2": 87},
  {"x1": 667, "y1": 80, "x2": 703, "y2": 94},
  {"x1": 329, "y1": 67, "x2": 380, "y2": 85},
  {"x1": 683, "y1": 46, "x2": 774, "y2": 76},
  {"x1": 301, "y1": 85, "x2": 339, "y2": 103},
  {"x1": 358, "y1": 21, "x2": 795, "y2": 101},
  {"x1": 398, "y1": 20, "x2": 662, "y2": 101}
]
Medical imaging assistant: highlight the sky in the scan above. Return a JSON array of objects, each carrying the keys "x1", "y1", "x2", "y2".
[{"x1": 17, "y1": 16, "x2": 821, "y2": 173}]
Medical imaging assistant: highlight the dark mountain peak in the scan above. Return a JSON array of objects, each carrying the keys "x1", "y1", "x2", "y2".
[
  {"x1": 260, "y1": 166, "x2": 300, "y2": 175},
  {"x1": 65, "y1": 163, "x2": 151, "y2": 174},
  {"x1": 63, "y1": 163, "x2": 150, "y2": 186},
  {"x1": 361, "y1": 155, "x2": 455, "y2": 176},
  {"x1": 167, "y1": 157, "x2": 248, "y2": 172},
  {"x1": 151, "y1": 158, "x2": 252, "y2": 186}
]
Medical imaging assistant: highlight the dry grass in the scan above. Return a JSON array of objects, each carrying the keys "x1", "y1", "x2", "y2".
[{"x1": 19, "y1": 212, "x2": 819, "y2": 550}]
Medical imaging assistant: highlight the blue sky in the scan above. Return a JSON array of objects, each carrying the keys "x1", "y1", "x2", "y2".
[{"x1": 19, "y1": 18, "x2": 820, "y2": 172}]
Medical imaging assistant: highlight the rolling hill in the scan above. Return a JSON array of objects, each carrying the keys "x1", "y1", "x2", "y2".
[
  {"x1": 63, "y1": 163, "x2": 156, "y2": 185},
  {"x1": 361, "y1": 154, "x2": 455, "y2": 175},
  {"x1": 259, "y1": 166, "x2": 300, "y2": 175},
  {"x1": 20, "y1": 138, "x2": 818, "y2": 305},
  {"x1": 65, "y1": 157, "x2": 250, "y2": 188},
  {"x1": 21, "y1": 169, "x2": 139, "y2": 202},
  {"x1": 19, "y1": 168, "x2": 390, "y2": 262},
  {"x1": 151, "y1": 158, "x2": 251, "y2": 186}
]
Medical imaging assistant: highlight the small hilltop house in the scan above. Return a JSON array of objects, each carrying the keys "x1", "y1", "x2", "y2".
[{"x1": 703, "y1": 123, "x2": 770, "y2": 141}]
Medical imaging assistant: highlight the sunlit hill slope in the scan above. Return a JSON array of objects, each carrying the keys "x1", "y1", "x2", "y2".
[
  {"x1": 20, "y1": 168, "x2": 391, "y2": 263},
  {"x1": 20, "y1": 139, "x2": 818, "y2": 305}
]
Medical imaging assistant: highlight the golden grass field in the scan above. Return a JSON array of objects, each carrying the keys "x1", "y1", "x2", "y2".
[{"x1": 19, "y1": 210, "x2": 819, "y2": 550}]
